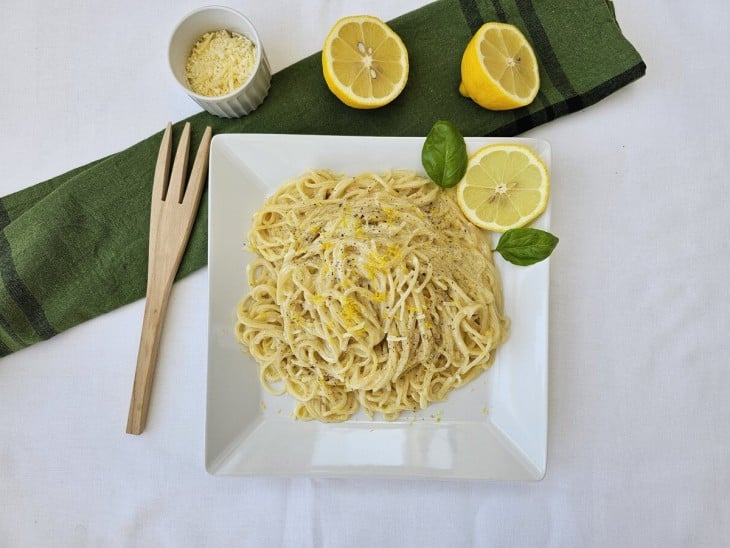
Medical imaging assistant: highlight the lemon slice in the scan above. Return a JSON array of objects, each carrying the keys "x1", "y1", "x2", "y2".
[
  {"x1": 322, "y1": 15, "x2": 409, "y2": 109},
  {"x1": 459, "y1": 22, "x2": 540, "y2": 110},
  {"x1": 456, "y1": 144, "x2": 549, "y2": 232}
]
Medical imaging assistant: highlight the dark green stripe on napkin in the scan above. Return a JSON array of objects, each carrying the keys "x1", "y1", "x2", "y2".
[
  {"x1": 0, "y1": 0, "x2": 645, "y2": 356},
  {"x1": 0, "y1": 204, "x2": 57, "y2": 348},
  {"x1": 460, "y1": 0, "x2": 490, "y2": 34}
]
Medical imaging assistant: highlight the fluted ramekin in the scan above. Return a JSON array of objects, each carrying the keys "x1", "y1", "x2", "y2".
[{"x1": 168, "y1": 6, "x2": 271, "y2": 118}]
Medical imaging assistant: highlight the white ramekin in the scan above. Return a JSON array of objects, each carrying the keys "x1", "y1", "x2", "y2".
[{"x1": 168, "y1": 6, "x2": 271, "y2": 118}]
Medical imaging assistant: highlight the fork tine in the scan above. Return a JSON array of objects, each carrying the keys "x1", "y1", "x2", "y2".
[
  {"x1": 152, "y1": 123, "x2": 172, "y2": 201},
  {"x1": 182, "y1": 126, "x2": 213, "y2": 207},
  {"x1": 168, "y1": 122, "x2": 191, "y2": 203}
]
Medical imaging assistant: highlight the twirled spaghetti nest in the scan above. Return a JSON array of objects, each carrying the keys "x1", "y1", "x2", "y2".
[{"x1": 236, "y1": 170, "x2": 509, "y2": 421}]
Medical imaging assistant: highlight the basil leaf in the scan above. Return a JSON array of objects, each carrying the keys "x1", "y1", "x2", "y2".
[
  {"x1": 421, "y1": 120, "x2": 468, "y2": 188},
  {"x1": 494, "y1": 228, "x2": 559, "y2": 266}
]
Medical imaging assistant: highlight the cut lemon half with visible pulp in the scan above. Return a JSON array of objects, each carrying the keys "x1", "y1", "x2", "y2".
[
  {"x1": 322, "y1": 15, "x2": 409, "y2": 109},
  {"x1": 456, "y1": 144, "x2": 549, "y2": 232},
  {"x1": 459, "y1": 22, "x2": 540, "y2": 110}
]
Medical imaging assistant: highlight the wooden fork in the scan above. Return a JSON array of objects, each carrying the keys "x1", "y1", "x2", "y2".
[{"x1": 126, "y1": 122, "x2": 212, "y2": 435}]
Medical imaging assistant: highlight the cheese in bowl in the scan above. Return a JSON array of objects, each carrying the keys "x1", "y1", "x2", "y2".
[
  {"x1": 168, "y1": 6, "x2": 271, "y2": 118},
  {"x1": 185, "y1": 30, "x2": 256, "y2": 97}
]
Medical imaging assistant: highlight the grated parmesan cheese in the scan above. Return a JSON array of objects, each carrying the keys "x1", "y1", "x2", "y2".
[{"x1": 185, "y1": 29, "x2": 256, "y2": 97}]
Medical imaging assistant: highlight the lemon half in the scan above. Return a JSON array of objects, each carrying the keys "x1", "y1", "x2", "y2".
[
  {"x1": 459, "y1": 22, "x2": 540, "y2": 110},
  {"x1": 322, "y1": 15, "x2": 409, "y2": 109},
  {"x1": 456, "y1": 144, "x2": 549, "y2": 232}
]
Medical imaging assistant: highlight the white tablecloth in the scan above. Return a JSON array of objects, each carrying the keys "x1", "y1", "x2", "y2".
[{"x1": 1, "y1": 1, "x2": 728, "y2": 546}]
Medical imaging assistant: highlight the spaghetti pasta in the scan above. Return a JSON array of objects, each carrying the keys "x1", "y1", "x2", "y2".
[{"x1": 235, "y1": 170, "x2": 509, "y2": 421}]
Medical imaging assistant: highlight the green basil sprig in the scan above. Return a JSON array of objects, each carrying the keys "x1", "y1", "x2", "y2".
[
  {"x1": 421, "y1": 120, "x2": 468, "y2": 188},
  {"x1": 494, "y1": 228, "x2": 558, "y2": 266}
]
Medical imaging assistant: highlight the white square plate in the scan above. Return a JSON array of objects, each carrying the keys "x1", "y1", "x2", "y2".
[{"x1": 207, "y1": 134, "x2": 550, "y2": 480}]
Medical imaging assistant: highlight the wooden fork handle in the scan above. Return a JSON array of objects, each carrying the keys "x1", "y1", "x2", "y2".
[{"x1": 126, "y1": 276, "x2": 174, "y2": 435}]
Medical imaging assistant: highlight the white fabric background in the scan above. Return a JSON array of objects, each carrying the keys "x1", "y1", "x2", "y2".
[{"x1": 1, "y1": 0, "x2": 728, "y2": 546}]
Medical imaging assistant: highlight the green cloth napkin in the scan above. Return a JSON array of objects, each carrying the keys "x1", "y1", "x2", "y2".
[{"x1": 0, "y1": 0, "x2": 644, "y2": 356}]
